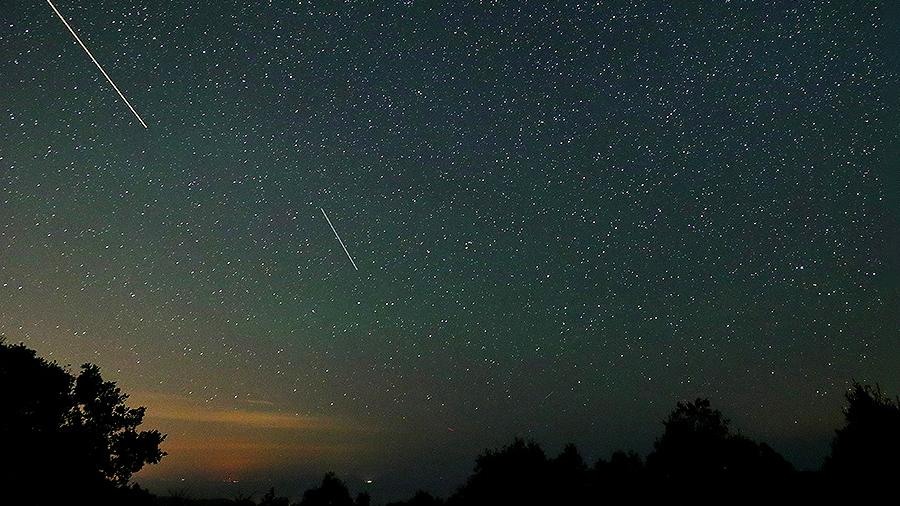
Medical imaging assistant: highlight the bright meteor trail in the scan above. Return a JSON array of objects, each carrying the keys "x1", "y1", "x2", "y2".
[
  {"x1": 46, "y1": 0, "x2": 148, "y2": 128},
  {"x1": 321, "y1": 207, "x2": 359, "y2": 271}
]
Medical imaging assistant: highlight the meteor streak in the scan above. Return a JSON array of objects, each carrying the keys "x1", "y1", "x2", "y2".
[
  {"x1": 47, "y1": 0, "x2": 148, "y2": 128},
  {"x1": 321, "y1": 208, "x2": 359, "y2": 271}
]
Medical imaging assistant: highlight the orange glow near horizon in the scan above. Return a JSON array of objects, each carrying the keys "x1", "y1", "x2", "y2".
[{"x1": 130, "y1": 391, "x2": 380, "y2": 481}]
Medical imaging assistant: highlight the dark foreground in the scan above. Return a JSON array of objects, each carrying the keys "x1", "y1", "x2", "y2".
[{"x1": 2, "y1": 339, "x2": 898, "y2": 505}]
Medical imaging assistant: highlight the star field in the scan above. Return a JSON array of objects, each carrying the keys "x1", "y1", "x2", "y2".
[{"x1": 1, "y1": 0, "x2": 897, "y2": 500}]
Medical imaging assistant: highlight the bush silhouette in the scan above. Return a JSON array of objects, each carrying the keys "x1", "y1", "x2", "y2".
[
  {"x1": 825, "y1": 382, "x2": 900, "y2": 480},
  {"x1": 0, "y1": 339, "x2": 165, "y2": 503}
]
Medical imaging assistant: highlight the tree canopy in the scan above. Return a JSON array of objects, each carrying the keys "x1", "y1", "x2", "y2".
[
  {"x1": 646, "y1": 398, "x2": 792, "y2": 481},
  {"x1": 825, "y1": 382, "x2": 900, "y2": 479},
  {"x1": 0, "y1": 339, "x2": 165, "y2": 503}
]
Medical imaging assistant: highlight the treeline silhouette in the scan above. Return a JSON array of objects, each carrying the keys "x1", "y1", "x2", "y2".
[{"x1": 1, "y1": 340, "x2": 898, "y2": 505}]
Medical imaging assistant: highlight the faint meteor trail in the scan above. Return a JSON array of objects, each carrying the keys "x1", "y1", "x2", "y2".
[
  {"x1": 46, "y1": 0, "x2": 148, "y2": 128},
  {"x1": 321, "y1": 208, "x2": 359, "y2": 271}
]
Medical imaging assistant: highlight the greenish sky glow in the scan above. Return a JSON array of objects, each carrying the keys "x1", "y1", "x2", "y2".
[{"x1": 2, "y1": 0, "x2": 897, "y2": 501}]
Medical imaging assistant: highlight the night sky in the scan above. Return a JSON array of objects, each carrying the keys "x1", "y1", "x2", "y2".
[{"x1": 2, "y1": 0, "x2": 898, "y2": 501}]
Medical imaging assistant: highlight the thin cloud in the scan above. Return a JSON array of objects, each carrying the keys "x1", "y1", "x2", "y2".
[
  {"x1": 131, "y1": 391, "x2": 370, "y2": 432},
  {"x1": 130, "y1": 390, "x2": 383, "y2": 479}
]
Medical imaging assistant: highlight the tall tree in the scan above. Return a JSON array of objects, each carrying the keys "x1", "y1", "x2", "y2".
[{"x1": 0, "y1": 339, "x2": 165, "y2": 501}]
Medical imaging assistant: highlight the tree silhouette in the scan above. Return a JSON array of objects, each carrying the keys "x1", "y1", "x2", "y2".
[
  {"x1": 646, "y1": 398, "x2": 791, "y2": 485},
  {"x1": 298, "y1": 472, "x2": 355, "y2": 506},
  {"x1": 590, "y1": 450, "x2": 646, "y2": 501},
  {"x1": 0, "y1": 339, "x2": 165, "y2": 502},
  {"x1": 354, "y1": 491, "x2": 372, "y2": 506},
  {"x1": 549, "y1": 443, "x2": 588, "y2": 504},
  {"x1": 259, "y1": 487, "x2": 290, "y2": 506},
  {"x1": 385, "y1": 490, "x2": 443, "y2": 506},
  {"x1": 595, "y1": 449, "x2": 644, "y2": 478},
  {"x1": 449, "y1": 438, "x2": 550, "y2": 506},
  {"x1": 825, "y1": 382, "x2": 900, "y2": 480}
]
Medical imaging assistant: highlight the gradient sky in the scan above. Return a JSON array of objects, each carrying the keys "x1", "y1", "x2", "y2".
[{"x1": 2, "y1": 0, "x2": 898, "y2": 502}]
